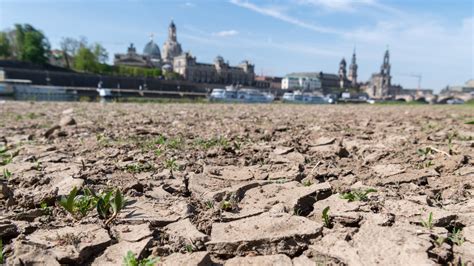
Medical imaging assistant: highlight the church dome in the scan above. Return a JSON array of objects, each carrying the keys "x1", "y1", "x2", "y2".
[{"x1": 143, "y1": 40, "x2": 161, "y2": 59}]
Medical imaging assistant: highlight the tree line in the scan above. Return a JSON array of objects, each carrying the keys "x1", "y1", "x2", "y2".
[{"x1": 0, "y1": 23, "x2": 168, "y2": 78}]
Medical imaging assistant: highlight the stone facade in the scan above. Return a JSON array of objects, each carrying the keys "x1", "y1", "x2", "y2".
[
  {"x1": 281, "y1": 74, "x2": 321, "y2": 91},
  {"x1": 338, "y1": 58, "x2": 348, "y2": 89},
  {"x1": 114, "y1": 43, "x2": 157, "y2": 68},
  {"x1": 348, "y1": 50, "x2": 358, "y2": 87},
  {"x1": 114, "y1": 20, "x2": 254, "y2": 85},
  {"x1": 365, "y1": 49, "x2": 396, "y2": 98},
  {"x1": 173, "y1": 53, "x2": 254, "y2": 85},
  {"x1": 162, "y1": 21, "x2": 183, "y2": 64}
]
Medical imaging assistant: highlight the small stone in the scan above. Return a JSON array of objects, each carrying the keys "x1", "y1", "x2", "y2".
[{"x1": 59, "y1": 116, "x2": 76, "y2": 127}]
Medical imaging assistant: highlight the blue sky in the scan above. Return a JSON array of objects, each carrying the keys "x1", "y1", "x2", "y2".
[{"x1": 0, "y1": 0, "x2": 473, "y2": 91}]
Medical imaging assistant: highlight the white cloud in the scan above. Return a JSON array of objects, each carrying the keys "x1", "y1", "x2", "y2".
[
  {"x1": 182, "y1": 2, "x2": 195, "y2": 8},
  {"x1": 295, "y1": 0, "x2": 375, "y2": 12},
  {"x1": 229, "y1": 0, "x2": 343, "y2": 35},
  {"x1": 213, "y1": 30, "x2": 239, "y2": 37}
]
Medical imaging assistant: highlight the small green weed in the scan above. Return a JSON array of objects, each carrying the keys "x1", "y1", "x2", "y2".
[
  {"x1": 421, "y1": 212, "x2": 433, "y2": 229},
  {"x1": 193, "y1": 137, "x2": 229, "y2": 150},
  {"x1": 2, "y1": 168, "x2": 11, "y2": 179},
  {"x1": 205, "y1": 200, "x2": 214, "y2": 209},
  {"x1": 417, "y1": 147, "x2": 432, "y2": 159},
  {"x1": 435, "y1": 236, "x2": 445, "y2": 247},
  {"x1": 123, "y1": 250, "x2": 159, "y2": 266},
  {"x1": 185, "y1": 244, "x2": 194, "y2": 253},
  {"x1": 154, "y1": 148, "x2": 163, "y2": 157},
  {"x1": 58, "y1": 187, "x2": 96, "y2": 219},
  {"x1": 447, "y1": 132, "x2": 456, "y2": 155},
  {"x1": 166, "y1": 137, "x2": 184, "y2": 150},
  {"x1": 449, "y1": 228, "x2": 464, "y2": 246},
  {"x1": 340, "y1": 188, "x2": 377, "y2": 202},
  {"x1": 303, "y1": 180, "x2": 312, "y2": 187},
  {"x1": 465, "y1": 120, "x2": 474, "y2": 125},
  {"x1": 220, "y1": 200, "x2": 233, "y2": 211},
  {"x1": 0, "y1": 239, "x2": 3, "y2": 264},
  {"x1": 40, "y1": 202, "x2": 52, "y2": 216},
  {"x1": 58, "y1": 187, "x2": 126, "y2": 224},
  {"x1": 124, "y1": 163, "x2": 153, "y2": 173},
  {"x1": 96, "y1": 188, "x2": 126, "y2": 225},
  {"x1": 164, "y1": 158, "x2": 179, "y2": 171},
  {"x1": 322, "y1": 206, "x2": 331, "y2": 228},
  {"x1": 0, "y1": 146, "x2": 16, "y2": 166}
]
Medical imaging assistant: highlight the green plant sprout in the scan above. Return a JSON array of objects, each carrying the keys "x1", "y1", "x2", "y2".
[
  {"x1": 421, "y1": 212, "x2": 433, "y2": 229},
  {"x1": 0, "y1": 239, "x2": 3, "y2": 264},
  {"x1": 417, "y1": 147, "x2": 432, "y2": 160},
  {"x1": 2, "y1": 168, "x2": 11, "y2": 179},
  {"x1": 185, "y1": 244, "x2": 194, "y2": 253},
  {"x1": 164, "y1": 158, "x2": 179, "y2": 171},
  {"x1": 340, "y1": 188, "x2": 377, "y2": 202},
  {"x1": 205, "y1": 200, "x2": 214, "y2": 209},
  {"x1": 96, "y1": 188, "x2": 126, "y2": 225},
  {"x1": 435, "y1": 236, "x2": 445, "y2": 247},
  {"x1": 40, "y1": 202, "x2": 52, "y2": 216},
  {"x1": 123, "y1": 250, "x2": 159, "y2": 266},
  {"x1": 58, "y1": 187, "x2": 95, "y2": 219},
  {"x1": 303, "y1": 180, "x2": 312, "y2": 187},
  {"x1": 448, "y1": 228, "x2": 464, "y2": 246},
  {"x1": 322, "y1": 206, "x2": 331, "y2": 228},
  {"x1": 58, "y1": 187, "x2": 125, "y2": 224}
]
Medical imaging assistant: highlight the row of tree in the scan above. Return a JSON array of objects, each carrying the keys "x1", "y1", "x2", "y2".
[
  {"x1": 0, "y1": 24, "x2": 165, "y2": 78},
  {"x1": 0, "y1": 24, "x2": 51, "y2": 64}
]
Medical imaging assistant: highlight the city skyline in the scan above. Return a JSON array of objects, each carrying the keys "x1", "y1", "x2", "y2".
[{"x1": 0, "y1": 0, "x2": 473, "y2": 92}]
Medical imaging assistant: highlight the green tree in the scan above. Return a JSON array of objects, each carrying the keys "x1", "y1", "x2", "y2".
[
  {"x1": 13, "y1": 24, "x2": 50, "y2": 64},
  {"x1": 0, "y1": 32, "x2": 11, "y2": 58},
  {"x1": 92, "y1": 43, "x2": 108, "y2": 64},
  {"x1": 73, "y1": 46, "x2": 99, "y2": 72}
]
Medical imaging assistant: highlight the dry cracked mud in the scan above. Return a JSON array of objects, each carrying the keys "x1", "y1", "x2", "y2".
[{"x1": 0, "y1": 102, "x2": 473, "y2": 265}]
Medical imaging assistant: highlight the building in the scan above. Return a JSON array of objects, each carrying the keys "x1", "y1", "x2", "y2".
[
  {"x1": 365, "y1": 49, "x2": 398, "y2": 98},
  {"x1": 173, "y1": 53, "x2": 255, "y2": 85},
  {"x1": 348, "y1": 50, "x2": 358, "y2": 88},
  {"x1": 162, "y1": 21, "x2": 183, "y2": 64},
  {"x1": 281, "y1": 73, "x2": 321, "y2": 91},
  {"x1": 442, "y1": 79, "x2": 474, "y2": 93},
  {"x1": 113, "y1": 20, "x2": 254, "y2": 85},
  {"x1": 338, "y1": 58, "x2": 348, "y2": 89},
  {"x1": 114, "y1": 42, "x2": 160, "y2": 68},
  {"x1": 254, "y1": 76, "x2": 282, "y2": 90}
]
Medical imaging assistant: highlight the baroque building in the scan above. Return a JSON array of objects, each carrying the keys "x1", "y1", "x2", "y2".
[
  {"x1": 338, "y1": 58, "x2": 347, "y2": 89},
  {"x1": 365, "y1": 49, "x2": 396, "y2": 98},
  {"x1": 114, "y1": 43, "x2": 157, "y2": 68},
  {"x1": 113, "y1": 20, "x2": 255, "y2": 85},
  {"x1": 162, "y1": 21, "x2": 183, "y2": 64},
  {"x1": 348, "y1": 50, "x2": 358, "y2": 87},
  {"x1": 173, "y1": 53, "x2": 254, "y2": 85}
]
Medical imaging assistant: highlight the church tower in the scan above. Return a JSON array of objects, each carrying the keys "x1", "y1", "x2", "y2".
[
  {"x1": 162, "y1": 20, "x2": 183, "y2": 64},
  {"x1": 338, "y1": 58, "x2": 347, "y2": 89},
  {"x1": 380, "y1": 49, "x2": 391, "y2": 94},
  {"x1": 168, "y1": 20, "x2": 177, "y2": 42},
  {"x1": 348, "y1": 49, "x2": 358, "y2": 88}
]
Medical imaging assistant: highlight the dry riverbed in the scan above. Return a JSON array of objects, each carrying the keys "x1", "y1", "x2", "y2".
[{"x1": 1, "y1": 102, "x2": 473, "y2": 265}]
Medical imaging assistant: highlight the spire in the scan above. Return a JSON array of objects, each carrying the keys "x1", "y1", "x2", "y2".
[
  {"x1": 351, "y1": 47, "x2": 356, "y2": 65},
  {"x1": 168, "y1": 19, "x2": 177, "y2": 42},
  {"x1": 149, "y1": 33, "x2": 154, "y2": 41}
]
